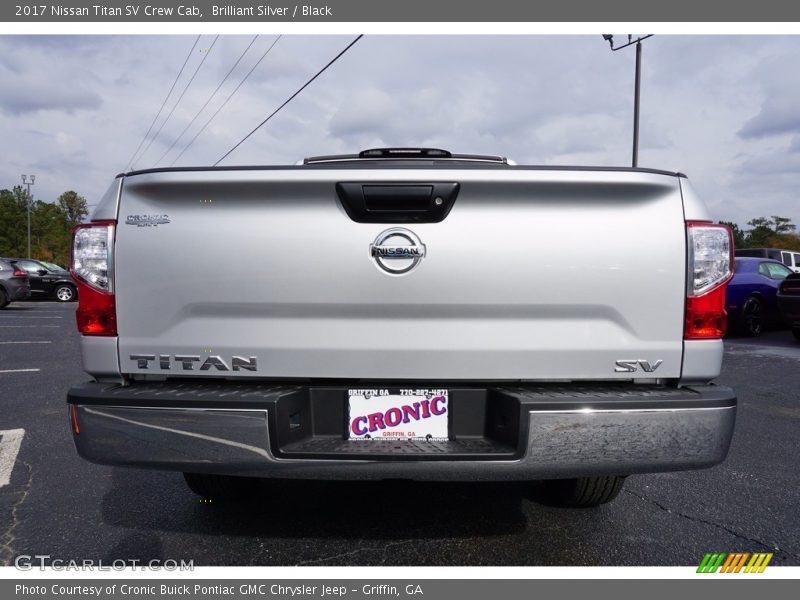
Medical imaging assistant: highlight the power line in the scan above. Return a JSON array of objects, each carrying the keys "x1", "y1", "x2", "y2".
[
  {"x1": 153, "y1": 35, "x2": 259, "y2": 167},
  {"x1": 132, "y1": 34, "x2": 220, "y2": 170},
  {"x1": 214, "y1": 34, "x2": 364, "y2": 166},
  {"x1": 133, "y1": 34, "x2": 220, "y2": 169},
  {"x1": 124, "y1": 35, "x2": 200, "y2": 171},
  {"x1": 170, "y1": 35, "x2": 282, "y2": 167}
]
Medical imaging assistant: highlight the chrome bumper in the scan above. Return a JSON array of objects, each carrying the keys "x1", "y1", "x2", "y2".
[{"x1": 69, "y1": 382, "x2": 736, "y2": 481}]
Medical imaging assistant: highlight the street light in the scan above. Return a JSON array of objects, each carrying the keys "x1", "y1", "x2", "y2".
[
  {"x1": 21, "y1": 174, "x2": 35, "y2": 258},
  {"x1": 602, "y1": 34, "x2": 653, "y2": 168}
]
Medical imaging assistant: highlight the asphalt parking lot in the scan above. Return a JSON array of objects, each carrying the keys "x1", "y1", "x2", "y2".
[{"x1": 1, "y1": 302, "x2": 798, "y2": 567}]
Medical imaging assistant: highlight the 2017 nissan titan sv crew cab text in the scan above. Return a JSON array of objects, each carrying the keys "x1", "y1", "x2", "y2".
[{"x1": 67, "y1": 148, "x2": 736, "y2": 507}]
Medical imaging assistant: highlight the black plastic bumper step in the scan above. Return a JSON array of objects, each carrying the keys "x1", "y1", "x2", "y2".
[{"x1": 280, "y1": 436, "x2": 516, "y2": 459}]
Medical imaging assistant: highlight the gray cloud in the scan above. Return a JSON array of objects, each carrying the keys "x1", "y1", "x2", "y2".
[
  {"x1": 0, "y1": 36, "x2": 104, "y2": 114},
  {"x1": 0, "y1": 83, "x2": 101, "y2": 115},
  {"x1": 0, "y1": 35, "x2": 799, "y2": 229},
  {"x1": 739, "y1": 99, "x2": 800, "y2": 139},
  {"x1": 737, "y1": 52, "x2": 800, "y2": 139},
  {"x1": 738, "y1": 149, "x2": 800, "y2": 175}
]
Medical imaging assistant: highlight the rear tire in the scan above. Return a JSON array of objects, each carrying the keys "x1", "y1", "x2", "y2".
[
  {"x1": 0, "y1": 288, "x2": 8, "y2": 309},
  {"x1": 541, "y1": 476, "x2": 627, "y2": 507},
  {"x1": 54, "y1": 284, "x2": 76, "y2": 302},
  {"x1": 792, "y1": 326, "x2": 800, "y2": 342},
  {"x1": 183, "y1": 472, "x2": 260, "y2": 501},
  {"x1": 739, "y1": 296, "x2": 763, "y2": 336}
]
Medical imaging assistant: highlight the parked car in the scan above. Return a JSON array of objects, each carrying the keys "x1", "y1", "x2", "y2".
[
  {"x1": 777, "y1": 273, "x2": 800, "y2": 341},
  {"x1": 726, "y1": 257, "x2": 794, "y2": 336},
  {"x1": 38, "y1": 260, "x2": 68, "y2": 272},
  {"x1": 0, "y1": 259, "x2": 31, "y2": 309},
  {"x1": 1, "y1": 258, "x2": 78, "y2": 302},
  {"x1": 735, "y1": 247, "x2": 800, "y2": 273}
]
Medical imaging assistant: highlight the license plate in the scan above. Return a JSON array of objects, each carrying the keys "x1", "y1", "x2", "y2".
[{"x1": 347, "y1": 389, "x2": 449, "y2": 441}]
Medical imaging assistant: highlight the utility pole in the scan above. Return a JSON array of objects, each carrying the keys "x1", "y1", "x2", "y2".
[
  {"x1": 602, "y1": 34, "x2": 653, "y2": 168},
  {"x1": 21, "y1": 174, "x2": 35, "y2": 258}
]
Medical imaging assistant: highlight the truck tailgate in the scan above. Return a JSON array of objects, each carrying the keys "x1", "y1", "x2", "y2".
[{"x1": 114, "y1": 168, "x2": 686, "y2": 381}]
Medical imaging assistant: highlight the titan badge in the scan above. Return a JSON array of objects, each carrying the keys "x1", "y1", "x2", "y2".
[{"x1": 130, "y1": 354, "x2": 257, "y2": 371}]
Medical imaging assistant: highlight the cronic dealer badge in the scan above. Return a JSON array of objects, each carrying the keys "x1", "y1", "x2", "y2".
[{"x1": 369, "y1": 228, "x2": 426, "y2": 275}]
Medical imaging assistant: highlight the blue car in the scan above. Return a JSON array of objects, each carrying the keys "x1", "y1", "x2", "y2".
[{"x1": 726, "y1": 257, "x2": 794, "y2": 336}]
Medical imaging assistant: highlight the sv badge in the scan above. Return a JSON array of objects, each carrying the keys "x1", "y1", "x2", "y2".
[{"x1": 614, "y1": 359, "x2": 663, "y2": 373}]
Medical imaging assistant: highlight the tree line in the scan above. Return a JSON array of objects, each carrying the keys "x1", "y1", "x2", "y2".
[
  {"x1": 719, "y1": 216, "x2": 800, "y2": 251},
  {"x1": 0, "y1": 186, "x2": 88, "y2": 267},
  {"x1": 0, "y1": 184, "x2": 797, "y2": 265}
]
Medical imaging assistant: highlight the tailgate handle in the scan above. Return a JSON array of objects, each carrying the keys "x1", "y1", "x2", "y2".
[
  {"x1": 364, "y1": 186, "x2": 432, "y2": 212},
  {"x1": 336, "y1": 182, "x2": 460, "y2": 223}
]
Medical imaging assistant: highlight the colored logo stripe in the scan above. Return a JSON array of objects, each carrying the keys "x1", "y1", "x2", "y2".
[
  {"x1": 697, "y1": 553, "x2": 726, "y2": 573},
  {"x1": 720, "y1": 553, "x2": 750, "y2": 573},
  {"x1": 697, "y1": 552, "x2": 773, "y2": 573},
  {"x1": 744, "y1": 553, "x2": 773, "y2": 573}
]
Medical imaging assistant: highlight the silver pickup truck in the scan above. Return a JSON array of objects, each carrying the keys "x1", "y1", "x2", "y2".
[{"x1": 67, "y1": 148, "x2": 736, "y2": 507}]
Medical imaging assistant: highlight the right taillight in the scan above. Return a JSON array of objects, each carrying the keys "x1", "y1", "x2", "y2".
[
  {"x1": 71, "y1": 221, "x2": 117, "y2": 336},
  {"x1": 685, "y1": 222, "x2": 734, "y2": 339},
  {"x1": 780, "y1": 276, "x2": 800, "y2": 296}
]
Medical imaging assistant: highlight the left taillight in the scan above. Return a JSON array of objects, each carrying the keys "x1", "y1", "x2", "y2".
[
  {"x1": 12, "y1": 267, "x2": 26, "y2": 277},
  {"x1": 70, "y1": 220, "x2": 117, "y2": 336}
]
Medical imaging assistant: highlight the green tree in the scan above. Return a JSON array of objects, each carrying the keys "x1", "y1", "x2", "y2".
[
  {"x1": 57, "y1": 190, "x2": 89, "y2": 228},
  {"x1": 0, "y1": 186, "x2": 30, "y2": 258},
  {"x1": 739, "y1": 216, "x2": 800, "y2": 251},
  {"x1": 770, "y1": 233, "x2": 800, "y2": 251},
  {"x1": 0, "y1": 187, "x2": 89, "y2": 265},
  {"x1": 771, "y1": 215, "x2": 796, "y2": 235},
  {"x1": 744, "y1": 217, "x2": 776, "y2": 247},
  {"x1": 32, "y1": 200, "x2": 70, "y2": 263}
]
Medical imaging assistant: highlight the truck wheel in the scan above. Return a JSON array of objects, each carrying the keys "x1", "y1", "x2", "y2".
[
  {"x1": 542, "y1": 476, "x2": 627, "y2": 507},
  {"x1": 54, "y1": 284, "x2": 76, "y2": 302},
  {"x1": 739, "y1": 296, "x2": 763, "y2": 336},
  {"x1": 183, "y1": 472, "x2": 259, "y2": 501}
]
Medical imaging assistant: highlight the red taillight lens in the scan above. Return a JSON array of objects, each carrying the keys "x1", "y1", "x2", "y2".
[
  {"x1": 71, "y1": 221, "x2": 116, "y2": 336},
  {"x1": 685, "y1": 222, "x2": 734, "y2": 340},
  {"x1": 12, "y1": 267, "x2": 26, "y2": 277},
  {"x1": 74, "y1": 279, "x2": 117, "y2": 335},
  {"x1": 685, "y1": 284, "x2": 728, "y2": 339}
]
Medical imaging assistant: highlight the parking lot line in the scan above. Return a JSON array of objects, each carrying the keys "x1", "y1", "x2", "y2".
[
  {"x1": 0, "y1": 341, "x2": 53, "y2": 344},
  {"x1": 0, "y1": 429, "x2": 25, "y2": 488},
  {"x1": 0, "y1": 316, "x2": 63, "y2": 319},
  {"x1": 0, "y1": 369, "x2": 41, "y2": 373},
  {"x1": 4, "y1": 303, "x2": 71, "y2": 308},
  {"x1": 0, "y1": 325, "x2": 61, "y2": 328},
  {"x1": 13, "y1": 308, "x2": 70, "y2": 311}
]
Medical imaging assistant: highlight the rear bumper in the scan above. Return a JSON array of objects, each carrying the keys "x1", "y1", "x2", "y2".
[
  {"x1": 777, "y1": 294, "x2": 800, "y2": 324},
  {"x1": 7, "y1": 280, "x2": 31, "y2": 300},
  {"x1": 67, "y1": 381, "x2": 736, "y2": 481}
]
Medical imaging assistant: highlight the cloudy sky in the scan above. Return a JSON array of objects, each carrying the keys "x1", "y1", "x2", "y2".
[{"x1": 0, "y1": 34, "x2": 798, "y2": 227}]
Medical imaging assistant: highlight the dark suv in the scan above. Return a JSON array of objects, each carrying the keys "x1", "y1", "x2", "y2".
[
  {"x1": 2, "y1": 258, "x2": 77, "y2": 302},
  {"x1": 0, "y1": 259, "x2": 31, "y2": 308}
]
